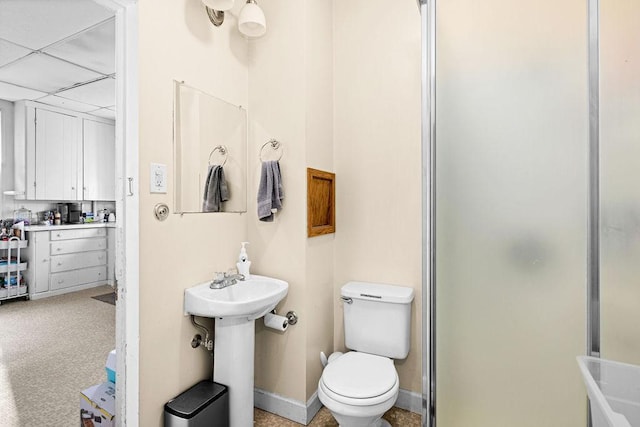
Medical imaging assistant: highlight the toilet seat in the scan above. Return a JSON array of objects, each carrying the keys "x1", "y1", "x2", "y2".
[{"x1": 320, "y1": 352, "x2": 398, "y2": 406}]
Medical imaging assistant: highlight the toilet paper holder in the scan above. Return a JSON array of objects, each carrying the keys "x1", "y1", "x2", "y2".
[{"x1": 270, "y1": 309, "x2": 298, "y2": 326}]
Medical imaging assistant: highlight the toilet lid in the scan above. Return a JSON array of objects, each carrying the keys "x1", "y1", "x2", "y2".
[{"x1": 322, "y1": 352, "x2": 397, "y2": 399}]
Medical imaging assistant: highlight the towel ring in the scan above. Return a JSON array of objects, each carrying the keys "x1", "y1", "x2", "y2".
[
  {"x1": 259, "y1": 139, "x2": 284, "y2": 162},
  {"x1": 208, "y1": 145, "x2": 228, "y2": 166}
]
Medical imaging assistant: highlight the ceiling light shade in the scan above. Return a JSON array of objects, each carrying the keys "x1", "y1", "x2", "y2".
[
  {"x1": 238, "y1": 0, "x2": 266, "y2": 38},
  {"x1": 202, "y1": 0, "x2": 234, "y2": 11}
]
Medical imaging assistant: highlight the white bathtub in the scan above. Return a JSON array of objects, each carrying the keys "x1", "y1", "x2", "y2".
[{"x1": 577, "y1": 356, "x2": 640, "y2": 427}]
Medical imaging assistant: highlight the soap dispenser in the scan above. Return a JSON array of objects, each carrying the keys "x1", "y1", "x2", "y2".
[{"x1": 236, "y1": 242, "x2": 251, "y2": 279}]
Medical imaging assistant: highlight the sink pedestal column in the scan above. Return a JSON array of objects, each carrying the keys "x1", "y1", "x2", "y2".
[{"x1": 213, "y1": 317, "x2": 255, "y2": 427}]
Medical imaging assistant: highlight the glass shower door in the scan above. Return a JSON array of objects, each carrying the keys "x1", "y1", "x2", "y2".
[
  {"x1": 600, "y1": 0, "x2": 640, "y2": 366},
  {"x1": 434, "y1": 0, "x2": 588, "y2": 425}
]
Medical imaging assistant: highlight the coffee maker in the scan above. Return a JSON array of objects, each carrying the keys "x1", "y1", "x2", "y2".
[{"x1": 68, "y1": 203, "x2": 83, "y2": 224}]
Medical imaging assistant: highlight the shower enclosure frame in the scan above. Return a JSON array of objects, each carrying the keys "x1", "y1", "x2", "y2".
[
  {"x1": 419, "y1": 0, "x2": 602, "y2": 426},
  {"x1": 419, "y1": 0, "x2": 436, "y2": 426}
]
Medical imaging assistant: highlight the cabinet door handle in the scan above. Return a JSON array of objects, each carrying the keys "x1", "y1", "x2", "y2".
[
  {"x1": 56, "y1": 233, "x2": 61, "y2": 237},
  {"x1": 56, "y1": 248, "x2": 61, "y2": 251},
  {"x1": 71, "y1": 187, "x2": 75, "y2": 190},
  {"x1": 58, "y1": 280, "x2": 64, "y2": 284},
  {"x1": 57, "y1": 262, "x2": 62, "y2": 266}
]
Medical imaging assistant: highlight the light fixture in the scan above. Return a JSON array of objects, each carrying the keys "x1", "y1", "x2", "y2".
[
  {"x1": 238, "y1": 0, "x2": 266, "y2": 39},
  {"x1": 202, "y1": 0, "x2": 234, "y2": 27}
]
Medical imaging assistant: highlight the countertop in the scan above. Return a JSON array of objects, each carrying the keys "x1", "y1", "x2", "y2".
[{"x1": 25, "y1": 222, "x2": 116, "y2": 232}]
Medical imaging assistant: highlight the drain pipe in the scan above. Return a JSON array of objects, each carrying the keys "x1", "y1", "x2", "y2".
[{"x1": 190, "y1": 315, "x2": 214, "y2": 352}]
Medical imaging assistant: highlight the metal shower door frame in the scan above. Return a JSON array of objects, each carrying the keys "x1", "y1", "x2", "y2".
[{"x1": 419, "y1": 0, "x2": 436, "y2": 426}]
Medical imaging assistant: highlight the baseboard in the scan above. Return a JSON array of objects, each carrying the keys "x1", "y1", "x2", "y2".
[
  {"x1": 396, "y1": 388, "x2": 422, "y2": 414},
  {"x1": 255, "y1": 387, "x2": 420, "y2": 424},
  {"x1": 29, "y1": 281, "x2": 110, "y2": 300},
  {"x1": 305, "y1": 391, "x2": 322, "y2": 424},
  {"x1": 254, "y1": 388, "x2": 321, "y2": 425}
]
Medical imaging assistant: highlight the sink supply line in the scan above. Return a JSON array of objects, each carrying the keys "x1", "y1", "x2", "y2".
[{"x1": 190, "y1": 315, "x2": 214, "y2": 352}]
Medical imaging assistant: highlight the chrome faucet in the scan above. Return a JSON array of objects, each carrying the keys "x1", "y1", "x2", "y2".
[{"x1": 210, "y1": 271, "x2": 245, "y2": 289}]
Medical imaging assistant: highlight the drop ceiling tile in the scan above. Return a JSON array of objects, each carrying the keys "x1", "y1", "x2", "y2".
[
  {"x1": 0, "y1": 53, "x2": 103, "y2": 93},
  {"x1": 0, "y1": 0, "x2": 113, "y2": 50},
  {"x1": 57, "y1": 77, "x2": 115, "y2": 108},
  {"x1": 0, "y1": 81, "x2": 47, "y2": 102},
  {"x1": 44, "y1": 18, "x2": 115, "y2": 75},
  {"x1": 36, "y1": 95, "x2": 98, "y2": 113},
  {"x1": 88, "y1": 108, "x2": 115, "y2": 120},
  {"x1": 0, "y1": 39, "x2": 32, "y2": 67}
]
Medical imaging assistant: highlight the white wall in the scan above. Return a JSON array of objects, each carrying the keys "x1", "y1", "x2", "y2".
[
  {"x1": 248, "y1": 0, "x2": 323, "y2": 404},
  {"x1": 137, "y1": 0, "x2": 248, "y2": 425},
  {"x1": 248, "y1": 0, "x2": 335, "y2": 407},
  {"x1": 304, "y1": 0, "x2": 335, "y2": 400},
  {"x1": 333, "y1": 0, "x2": 423, "y2": 394}
]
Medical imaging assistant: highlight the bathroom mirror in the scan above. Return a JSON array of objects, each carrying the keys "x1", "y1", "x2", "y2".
[{"x1": 174, "y1": 81, "x2": 247, "y2": 213}]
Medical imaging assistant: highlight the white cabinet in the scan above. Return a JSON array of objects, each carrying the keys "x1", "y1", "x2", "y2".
[
  {"x1": 26, "y1": 226, "x2": 113, "y2": 299},
  {"x1": 34, "y1": 109, "x2": 82, "y2": 200},
  {"x1": 83, "y1": 119, "x2": 115, "y2": 201},
  {"x1": 30, "y1": 231, "x2": 50, "y2": 294},
  {"x1": 14, "y1": 101, "x2": 114, "y2": 202}
]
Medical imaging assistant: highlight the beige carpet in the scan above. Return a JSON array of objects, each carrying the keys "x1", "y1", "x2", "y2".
[{"x1": 0, "y1": 286, "x2": 115, "y2": 426}]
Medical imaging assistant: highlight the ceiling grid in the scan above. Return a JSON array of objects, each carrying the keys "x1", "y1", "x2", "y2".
[{"x1": 0, "y1": 0, "x2": 116, "y2": 118}]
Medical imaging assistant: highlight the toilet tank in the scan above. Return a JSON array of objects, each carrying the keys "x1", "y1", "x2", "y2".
[{"x1": 342, "y1": 281, "x2": 415, "y2": 359}]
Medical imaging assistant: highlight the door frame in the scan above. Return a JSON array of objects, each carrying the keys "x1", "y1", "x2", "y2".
[{"x1": 93, "y1": 0, "x2": 139, "y2": 424}]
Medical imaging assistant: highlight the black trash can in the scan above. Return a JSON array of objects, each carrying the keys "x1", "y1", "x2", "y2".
[{"x1": 164, "y1": 381, "x2": 229, "y2": 427}]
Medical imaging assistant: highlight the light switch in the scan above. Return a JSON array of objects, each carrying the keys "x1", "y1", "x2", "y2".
[{"x1": 150, "y1": 163, "x2": 167, "y2": 193}]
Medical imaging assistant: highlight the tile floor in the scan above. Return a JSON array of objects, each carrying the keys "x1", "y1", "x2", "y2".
[{"x1": 254, "y1": 406, "x2": 421, "y2": 426}]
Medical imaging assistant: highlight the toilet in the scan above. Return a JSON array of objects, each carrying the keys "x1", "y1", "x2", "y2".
[{"x1": 318, "y1": 281, "x2": 414, "y2": 427}]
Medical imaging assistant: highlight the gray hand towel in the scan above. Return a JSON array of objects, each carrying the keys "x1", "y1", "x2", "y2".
[
  {"x1": 257, "y1": 160, "x2": 285, "y2": 222},
  {"x1": 203, "y1": 165, "x2": 230, "y2": 212}
]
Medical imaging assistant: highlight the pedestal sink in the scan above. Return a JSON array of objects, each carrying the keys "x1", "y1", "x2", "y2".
[{"x1": 184, "y1": 275, "x2": 288, "y2": 427}]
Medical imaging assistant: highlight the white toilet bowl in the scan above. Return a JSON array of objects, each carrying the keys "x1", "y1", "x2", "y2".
[{"x1": 318, "y1": 352, "x2": 399, "y2": 427}]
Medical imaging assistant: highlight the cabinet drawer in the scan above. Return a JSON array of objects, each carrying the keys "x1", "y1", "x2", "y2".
[
  {"x1": 50, "y1": 228, "x2": 106, "y2": 240},
  {"x1": 78, "y1": 265, "x2": 107, "y2": 284},
  {"x1": 50, "y1": 237, "x2": 106, "y2": 255},
  {"x1": 50, "y1": 270, "x2": 79, "y2": 291},
  {"x1": 50, "y1": 266, "x2": 107, "y2": 291},
  {"x1": 50, "y1": 251, "x2": 107, "y2": 273}
]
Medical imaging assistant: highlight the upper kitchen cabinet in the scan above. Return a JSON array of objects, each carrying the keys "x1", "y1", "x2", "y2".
[
  {"x1": 35, "y1": 108, "x2": 82, "y2": 200},
  {"x1": 14, "y1": 101, "x2": 115, "y2": 202},
  {"x1": 83, "y1": 119, "x2": 115, "y2": 201}
]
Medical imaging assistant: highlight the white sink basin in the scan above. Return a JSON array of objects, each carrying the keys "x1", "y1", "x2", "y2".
[
  {"x1": 185, "y1": 274, "x2": 289, "y2": 426},
  {"x1": 184, "y1": 274, "x2": 288, "y2": 320}
]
